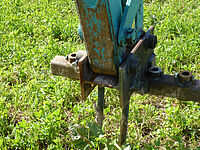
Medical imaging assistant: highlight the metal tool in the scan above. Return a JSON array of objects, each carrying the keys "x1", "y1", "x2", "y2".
[{"x1": 51, "y1": 0, "x2": 200, "y2": 145}]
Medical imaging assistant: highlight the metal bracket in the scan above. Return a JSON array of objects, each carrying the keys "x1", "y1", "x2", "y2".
[
  {"x1": 119, "y1": 27, "x2": 156, "y2": 106},
  {"x1": 78, "y1": 55, "x2": 97, "y2": 100},
  {"x1": 118, "y1": 0, "x2": 143, "y2": 47}
]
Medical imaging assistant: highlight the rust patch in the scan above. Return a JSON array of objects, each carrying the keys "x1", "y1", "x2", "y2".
[{"x1": 75, "y1": 0, "x2": 118, "y2": 75}]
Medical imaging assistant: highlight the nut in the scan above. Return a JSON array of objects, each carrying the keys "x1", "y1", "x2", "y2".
[
  {"x1": 148, "y1": 66, "x2": 162, "y2": 79},
  {"x1": 68, "y1": 53, "x2": 76, "y2": 63},
  {"x1": 177, "y1": 71, "x2": 193, "y2": 85}
]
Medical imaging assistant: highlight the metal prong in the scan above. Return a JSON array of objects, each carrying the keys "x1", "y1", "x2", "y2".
[
  {"x1": 96, "y1": 86, "x2": 105, "y2": 127},
  {"x1": 119, "y1": 103, "x2": 129, "y2": 146}
]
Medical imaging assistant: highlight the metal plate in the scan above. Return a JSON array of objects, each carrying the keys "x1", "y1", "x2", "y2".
[{"x1": 75, "y1": 0, "x2": 124, "y2": 75}]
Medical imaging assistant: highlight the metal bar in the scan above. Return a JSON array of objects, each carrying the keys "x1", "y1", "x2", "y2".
[
  {"x1": 135, "y1": 1, "x2": 143, "y2": 31},
  {"x1": 96, "y1": 86, "x2": 105, "y2": 127},
  {"x1": 50, "y1": 56, "x2": 200, "y2": 102},
  {"x1": 148, "y1": 75, "x2": 200, "y2": 102},
  {"x1": 50, "y1": 56, "x2": 79, "y2": 80},
  {"x1": 119, "y1": 103, "x2": 130, "y2": 146},
  {"x1": 75, "y1": 0, "x2": 124, "y2": 75}
]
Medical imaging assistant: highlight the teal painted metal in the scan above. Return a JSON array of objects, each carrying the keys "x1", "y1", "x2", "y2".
[
  {"x1": 78, "y1": 24, "x2": 83, "y2": 41},
  {"x1": 75, "y1": 0, "x2": 144, "y2": 75},
  {"x1": 74, "y1": 0, "x2": 147, "y2": 145},
  {"x1": 121, "y1": 0, "x2": 126, "y2": 11},
  {"x1": 75, "y1": 0, "x2": 125, "y2": 75},
  {"x1": 118, "y1": 0, "x2": 143, "y2": 47}
]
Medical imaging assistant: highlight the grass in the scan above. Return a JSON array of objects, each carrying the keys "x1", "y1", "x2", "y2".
[{"x1": 0, "y1": 0, "x2": 199, "y2": 149}]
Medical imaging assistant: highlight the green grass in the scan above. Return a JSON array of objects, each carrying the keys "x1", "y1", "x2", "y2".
[{"x1": 0, "y1": 0, "x2": 200, "y2": 149}]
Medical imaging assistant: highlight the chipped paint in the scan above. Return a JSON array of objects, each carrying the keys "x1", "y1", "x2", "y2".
[{"x1": 75, "y1": 0, "x2": 125, "y2": 75}]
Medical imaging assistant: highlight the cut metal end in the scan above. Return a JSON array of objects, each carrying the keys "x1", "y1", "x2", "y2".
[
  {"x1": 51, "y1": 50, "x2": 87, "y2": 81},
  {"x1": 50, "y1": 55, "x2": 80, "y2": 80}
]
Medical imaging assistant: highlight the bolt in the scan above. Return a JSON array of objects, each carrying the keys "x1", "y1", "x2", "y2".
[{"x1": 126, "y1": 28, "x2": 133, "y2": 33}]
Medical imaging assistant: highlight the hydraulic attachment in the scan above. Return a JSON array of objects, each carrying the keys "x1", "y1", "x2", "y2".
[{"x1": 51, "y1": 0, "x2": 200, "y2": 145}]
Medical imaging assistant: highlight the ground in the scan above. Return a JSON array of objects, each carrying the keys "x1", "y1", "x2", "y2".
[{"x1": 0, "y1": 0, "x2": 200, "y2": 149}]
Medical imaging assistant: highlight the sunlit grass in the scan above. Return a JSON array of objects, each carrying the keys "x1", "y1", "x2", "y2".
[{"x1": 0, "y1": 0, "x2": 199, "y2": 149}]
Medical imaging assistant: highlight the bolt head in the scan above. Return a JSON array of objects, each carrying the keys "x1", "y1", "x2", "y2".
[{"x1": 126, "y1": 28, "x2": 133, "y2": 33}]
